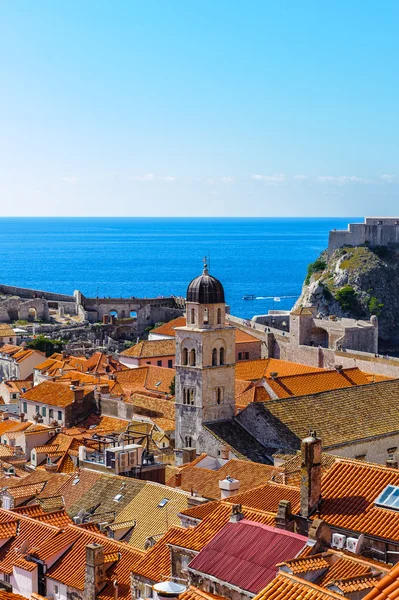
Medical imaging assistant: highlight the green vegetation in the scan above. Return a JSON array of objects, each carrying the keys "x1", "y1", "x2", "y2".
[
  {"x1": 169, "y1": 376, "x2": 175, "y2": 396},
  {"x1": 368, "y1": 296, "x2": 384, "y2": 316},
  {"x1": 335, "y1": 285, "x2": 361, "y2": 315},
  {"x1": 14, "y1": 319, "x2": 28, "y2": 326},
  {"x1": 305, "y1": 257, "x2": 327, "y2": 285},
  {"x1": 27, "y1": 335, "x2": 64, "y2": 357}
]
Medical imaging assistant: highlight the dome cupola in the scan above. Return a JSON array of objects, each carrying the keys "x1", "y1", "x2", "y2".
[{"x1": 186, "y1": 259, "x2": 225, "y2": 304}]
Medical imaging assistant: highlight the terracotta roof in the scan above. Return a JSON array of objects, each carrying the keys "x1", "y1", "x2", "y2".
[
  {"x1": 76, "y1": 413, "x2": 129, "y2": 434},
  {"x1": 150, "y1": 317, "x2": 187, "y2": 337},
  {"x1": 331, "y1": 574, "x2": 381, "y2": 594},
  {"x1": 116, "y1": 365, "x2": 175, "y2": 396},
  {"x1": 265, "y1": 367, "x2": 372, "y2": 399},
  {"x1": 250, "y1": 379, "x2": 399, "y2": 448},
  {"x1": 0, "y1": 420, "x2": 32, "y2": 436},
  {"x1": 56, "y1": 469, "x2": 103, "y2": 510},
  {"x1": 126, "y1": 394, "x2": 175, "y2": 420},
  {"x1": 0, "y1": 591, "x2": 27, "y2": 600},
  {"x1": 179, "y1": 586, "x2": 224, "y2": 600},
  {"x1": 166, "y1": 458, "x2": 282, "y2": 500},
  {"x1": 235, "y1": 358, "x2": 323, "y2": 381},
  {"x1": 45, "y1": 525, "x2": 144, "y2": 593},
  {"x1": 188, "y1": 520, "x2": 307, "y2": 593},
  {"x1": 152, "y1": 417, "x2": 175, "y2": 432},
  {"x1": 318, "y1": 459, "x2": 399, "y2": 541},
  {"x1": 236, "y1": 385, "x2": 270, "y2": 409},
  {"x1": 22, "y1": 380, "x2": 94, "y2": 407},
  {"x1": 225, "y1": 481, "x2": 301, "y2": 513},
  {"x1": 4, "y1": 379, "x2": 33, "y2": 394},
  {"x1": 253, "y1": 572, "x2": 345, "y2": 600},
  {"x1": 85, "y1": 352, "x2": 124, "y2": 375},
  {"x1": 0, "y1": 326, "x2": 16, "y2": 338},
  {"x1": 235, "y1": 329, "x2": 260, "y2": 344},
  {"x1": 0, "y1": 345, "x2": 44, "y2": 363},
  {"x1": 363, "y1": 562, "x2": 399, "y2": 599},
  {"x1": 121, "y1": 339, "x2": 176, "y2": 358}
]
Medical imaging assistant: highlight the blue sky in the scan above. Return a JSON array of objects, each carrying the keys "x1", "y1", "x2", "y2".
[{"x1": 1, "y1": 1, "x2": 398, "y2": 216}]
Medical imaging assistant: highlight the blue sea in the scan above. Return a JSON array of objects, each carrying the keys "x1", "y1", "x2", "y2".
[{"x1": 0, "y1": 218, "x2": 357, "y2": 319}]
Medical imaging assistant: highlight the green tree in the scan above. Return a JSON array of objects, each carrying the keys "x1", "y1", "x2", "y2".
[
  {"x1": 335, "y1": 286, "x2": 361, "y2": 315},
  {"x1": 368, "y1": 296, "x2": 384, "y2": 317},
  {"x1": 305, "y1": 258, "x2": 327, "y2": 285},
  {"x1": 169, "y1": 376, "x2": 175, "y2": 396},
  {"x1": 27, "y1": 335, "x2": 64, "y2": 357}
]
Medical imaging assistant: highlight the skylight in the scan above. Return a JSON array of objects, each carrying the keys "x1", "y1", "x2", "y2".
[
  {"x1": 114, "y1": 493, "x2": 123, "y2": 502},
  {"x1": 155, "y1": 381, "x2": 162, "y2": 387},
  {"x1": 375, "y1": 484, "x2": 399, "y2": 510},
  {"x1": 158, "y1": 498, "x2": 170, "y2": 508},
  {"x1": 72, "y1": 477, "x2": 80, "y2": 486}
]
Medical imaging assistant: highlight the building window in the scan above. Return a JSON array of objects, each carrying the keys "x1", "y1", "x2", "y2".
[
  {"x1": 183, "y1": 388, "x2": 195, "y2": 405},
  {"x1": 168, "y1": 359, "x2": 173, "y2": 369},
  {"x1": 54, "y1": 585, "x2": 59, "y2": 598},
  {"x1": 184, "y1": 436, "x2": 192, "y2": 448},
  {"x1": 42, "y1": 406, "x2": 46, "y2": 417},
  {"x1": 157, "y1": 360, "x2": 162, "y2": 366},
  {"x1": 49, "y1": 408, "x2": 53, "y2": 419},
  {"x1": 182, "y1": 348, "x2": 188, "y2": 365},
  {"x1": 191, "y1": 308, "x2": 195, "y2": 325},
  {"x1": 35, "y1": 405, "x2": 40, "y2": 414},
  {"x1": 212, "y1": 348, "x2": 217, "y2": 366},
  {"x1": 2, "y1": 497, "x2": 11, "y2": 510},
  {"x1": 146, "y1": 361, "x2": 151, "y2": 364},
  {"x1": 238, "y1": 352, "x2": 243, "y2": 360},
  {"x1": 57, "y1": 410, "x2": 62, "y2": 421},
  {"x1": 3, "y1": 574, "x2": 10, "y2": 584},
  {"x1": 216, "y1": 387, "x2": 223, "y2": 404},
  {"x1": 22, "y1": 402, "x2": 27, "y2": 414},
  {"x1": 219, "y1": 347, "x2": 225, "y2": 365},
  {"x1": 11, "y1": 393, "x2": 17, "y2": 400},
  {"x1": 203, "y1": 307, "x2": 209, "y2": 325},
  {"x1": 190, "y1": 349, "x2": 196, "y2": 366},
  {"x1": 217, "y1": 308, "x2": 222, "y2": 324},
  {"x1": 244, "y1": 352, "x2": 249, "y2": 360}
]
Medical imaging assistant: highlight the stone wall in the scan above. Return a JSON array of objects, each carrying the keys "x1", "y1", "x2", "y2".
[
  {"x1": 328, "y1": 218, "x2": 399, "y2": 256},
  {"x1": 0, "y1": 284, "x2": 75, "y2": 302}
]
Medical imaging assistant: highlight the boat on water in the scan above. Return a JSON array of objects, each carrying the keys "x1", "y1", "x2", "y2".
[{"x1": 242, "y1": 294, "x2": 256, "y2": 300}]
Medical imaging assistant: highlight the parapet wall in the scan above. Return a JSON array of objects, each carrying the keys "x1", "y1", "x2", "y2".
[
  {"x1": 328, "y1": 218, "x2": 399, "y2": 256},
  {"x1": 0, "y1": 284, "x2": 75, "y2": 302}
]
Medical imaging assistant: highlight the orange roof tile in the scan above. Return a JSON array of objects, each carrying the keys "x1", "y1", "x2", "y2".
[
  {"x1": 235, "y1": 358, "x2": 324, "y2": 381},
  {"x1": 126, "y1": 394, "x2": 175, "y2": 419},
  {"x1": 116, "y1": 365, "x2": 175, "y2": 396},
  {"x1": 121, "y1": 339, "x2": 176, "y2": 358},
  {"x1": 225, "y1": 481, "x2": 300, "y2": 513},
  {"x1": 150, "y1": 317, "x2": 259, "y2": 345},
  {"x1": 167, "y1": 458, "x2": 282, "y2": 500},
  {"x1": 22, "y1": 380, "x2": 94, "y2": 407},
  {"x1": 253, "y1": 572, "x2": 345, "y2": 600},
  {"x1": 265, "y1": 367, "x2": 372, "y2": 399},
  {"x1": 319, "y1": 459, "x2": 399, "y2": 541},
  {"x1": 363, "y1": 562, "x2": 399, "y2": 599}
]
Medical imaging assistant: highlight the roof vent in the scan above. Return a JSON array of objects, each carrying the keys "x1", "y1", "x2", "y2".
[
  {"x1": 335, "y1": 364, "x2": 343, "y2": 372},
  {"x1": 270, "y1": 372, "x2": 278, "y2": 380}
]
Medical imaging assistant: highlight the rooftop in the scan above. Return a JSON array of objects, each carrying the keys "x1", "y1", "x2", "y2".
[{"x1": 120, "y1": 339, "x2": 176, "y2": 358}]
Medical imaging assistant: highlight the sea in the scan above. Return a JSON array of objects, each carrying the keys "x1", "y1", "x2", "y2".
[{"x1": 0, "y1": 217, "x2": 357, "y2": 319}]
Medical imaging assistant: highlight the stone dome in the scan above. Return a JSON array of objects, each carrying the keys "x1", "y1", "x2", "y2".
[{"x1": 186, "y1": 262, "x2": 225, "y2": 304}]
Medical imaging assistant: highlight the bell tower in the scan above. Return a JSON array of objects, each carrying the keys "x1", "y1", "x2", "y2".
[{"x1": 175, "y1": 259, "x2": 235, "y2": 465}]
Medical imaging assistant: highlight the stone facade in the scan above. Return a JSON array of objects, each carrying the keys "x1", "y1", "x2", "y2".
[
  {"x1": 328, "y1": 217, "x2": 399, "y2": 256},
  {"x1": 174, "y1": 285, "x2": 236, "y2": 465}
]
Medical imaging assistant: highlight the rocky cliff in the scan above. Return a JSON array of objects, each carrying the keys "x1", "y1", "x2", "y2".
[{"x1": 294, "y1": 245, "x2": 399, "y2": 349}]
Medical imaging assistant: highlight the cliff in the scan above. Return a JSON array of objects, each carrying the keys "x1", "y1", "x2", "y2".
[{"x1": 294, "y1": 245, "x2": 399, "y2": 349}]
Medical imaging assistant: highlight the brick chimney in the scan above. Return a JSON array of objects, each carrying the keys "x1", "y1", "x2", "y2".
[
  {"x1": 174, "y1": 472, "x2": 182, "y2": 487},
  {"x1": 275, "y1": 500, "x2": 294, "y2": 531},
  {"x1": 300, "y1": 432, "x2": 322, "y2": 518},
  {"x1": 83, "y1": 543, "x2": 106, "y2": 600},
  {"x1": 229, "y1": 504, "x2": 244, "y2": 523}
]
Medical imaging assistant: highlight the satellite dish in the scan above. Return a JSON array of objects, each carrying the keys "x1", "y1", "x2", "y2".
[
  {"x1": 19, "y1": 540, "x2": 29, "y2": 554},
  {"x1": 77, "y1": 509, "x2": 86, "y2": 521},
  {"x1": 355, "y1": 534, "x2": 365, "y2": 554}
]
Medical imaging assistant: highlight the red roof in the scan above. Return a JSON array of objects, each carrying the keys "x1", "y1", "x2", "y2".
[{"x1": 188, "y1": 520, "x2": 307, "y2": 593}]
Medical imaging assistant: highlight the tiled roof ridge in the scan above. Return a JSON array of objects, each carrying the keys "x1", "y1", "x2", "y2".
[
  {"x1": 224, "y1": 479, "x2": 299, "y2": 496},
  {"x1": 267, "y1": 366, "x2": 363, "y2": 381},
  {"x1": 280, "y1": 550, "x2": 390, "y2": 572},
  {"x1": 67, "y1": 523, "x2": 145, "y2": 552},
  {"x1": 258, "y1": 571, "x2": 347, "y2": 600},
  {"x1": 0, "y1": 508, "x2": 60, "y2": 531},
  {"x1": 330, "y1": 456, "x2": 399, "y2": 473},
  {"x1": 262, "y1": 377, "x2": 399, "y2": 407}
]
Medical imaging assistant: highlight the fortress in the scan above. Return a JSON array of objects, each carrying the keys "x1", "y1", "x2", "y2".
[{"x1": 328, "y1": 217, "x2": 399, "y2": 256}]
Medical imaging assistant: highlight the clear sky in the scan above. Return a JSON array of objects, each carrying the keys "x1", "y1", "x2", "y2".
[{"x1": 1, "y1": 1, "x2": 399, "y2": 217}]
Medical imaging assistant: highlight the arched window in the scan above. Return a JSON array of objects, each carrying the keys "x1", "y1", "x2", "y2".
[
  {"x1": 212, "y1": 348, "x2": 217, "y2": 366},
  {"x1": 216, "y1": 387, "x2": 222, "y2": 404},
  {"x1": 185, "y1": 436, "x2": 192, "y2": 448},
  {"x1": 217, "y1": 308, "x2": 222, "y2": 325},
  {"x1": 190, "y1": 388, "x2": 195, "y2": 405},
  {"x1": 204, "y1": 308, "x2": 209, "y2": 325},
  {"x1": 190, "y1": 349, "x2": 196, "y2": 366},
  {"x1": 219, "y1": 347, "x2": 225, "y2": 365},
  {"x1": 190, "y1": 308, "x2": 195, "y2": 325},
  {"x1": 182, "y1": 348, "x2": 188, "y2": 366},
  {"x1": 183, "y1": 388, "x2": 187, "y2": 405}
]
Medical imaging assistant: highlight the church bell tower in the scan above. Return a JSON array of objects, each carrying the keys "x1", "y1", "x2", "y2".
[{"x1": 175, "y1": 259, "x2": 235, "y2": 465}]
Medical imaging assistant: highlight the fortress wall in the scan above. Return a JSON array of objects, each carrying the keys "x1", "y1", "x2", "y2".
[
  {"x1": 328, "y1": 222, "x2": 399, "y2": 255},
  {"x1": 0, "y1": 284, "x2": 75, "y2": 302}
]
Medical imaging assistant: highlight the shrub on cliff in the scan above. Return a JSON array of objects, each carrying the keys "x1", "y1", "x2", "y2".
[
  {"x1": 27, "y1": 335, "x2": 64, "y2": 357},
  {"x1": 369, "y1": 296, "x2": 384, "y2": 316},
  {"x1": 335, "y1": 286, "x2": 362, "y2": 316},
  {"x1": 305, "y1": 257, "x2": 327, "y2": 285}
]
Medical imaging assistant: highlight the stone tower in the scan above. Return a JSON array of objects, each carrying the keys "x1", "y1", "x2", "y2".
[{"x1": 174, "y1": 260, "x2": 235, "y2": 465}]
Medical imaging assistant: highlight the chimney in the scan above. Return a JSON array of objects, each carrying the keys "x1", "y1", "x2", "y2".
[
  {"x1": 307, "y1": 518, "x2": 332, "y2": 554},
  {"x1": 219, "y1": 476, "x2": 240, "y2": 499},
  {"x1": 220, "y1": 445, "x2": 229, "y2": 460},
  {"x1": 182, "y1": 447, "x2": 196, "y2": 464},
  {"x1": 230, "y1": 504, "x2": 244, "y2": 523},
  {"x1": 300, "y1": 432, "x2": 322, "y2": 518},
  {"x1": 335, "y1": 365, "x2": 343, "y2": 373},
  {"x1": 275, "y1": 500, "x2": 294, "y2": 531},
  {"x1": 270, "y1": 371, "x2": 278, "y2": 380},
  {"x1": 83, "y1": 543, "x2": 105, "y2": 600},
  {"x1": 174, "y1": 472, "x2": 182, "y2": 487}
]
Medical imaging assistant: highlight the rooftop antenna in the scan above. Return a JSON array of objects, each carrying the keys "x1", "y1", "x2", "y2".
[{"x1": 202, "y1": 256, "x2": 209, "y2": 275}]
